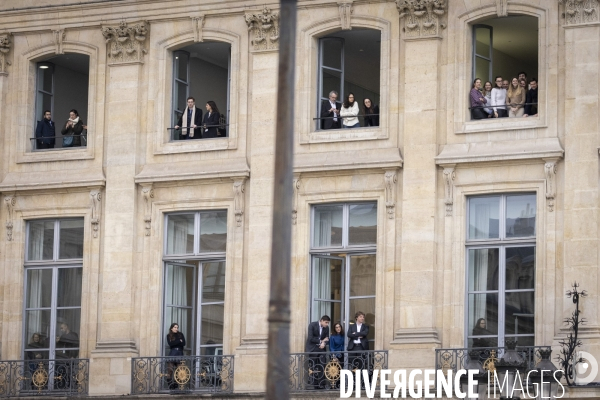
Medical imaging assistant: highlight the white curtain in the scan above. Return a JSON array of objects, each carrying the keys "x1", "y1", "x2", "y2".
[
  {"x1": 312, "y1": 258, "x2": 332, "y2": 321},
  {"x1": 29, "y1": 223, "x2": 45, "y2": 260},
  {"x1": 472, "y1": 203, "x2": 490, "y2": 331},
  {"x1": 27, "y1": 270, "x2": 44, "y2": 340},
  {"x1": 166, "y1": 264, "x2": 190, "y2": 349},
  {"x1": 167, "y1": 217, "x2": 191, "y2": 254}
]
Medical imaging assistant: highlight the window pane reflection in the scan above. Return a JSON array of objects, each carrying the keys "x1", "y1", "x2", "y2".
[
  {"x1": 57, "y1": 268, "x2": 82, "y2": 307},
  {"x1": 202, "y1": 261, "x2": 225, "y2": 303},
  {"x1": 348, "y1": 203, "x2": 377, "y2": 245},
  {"x1": 59, "y1": 219, "x2": 84, "y2": 259},
  {"x1": 201, "y1": 304, "x2": 224, "y2": 346},
  {"x1": 468, "y1": 196, "x2": 499, "y2": 239},
  {"x1": 313, "y1": 205, "x2": 343, "y2": 247},
  {"x1": 28, "y1": 221, "x2": 54, "y2": 261},
  {"x1": 200, "y1": 211, "x2": 227, "y2": 253},
  {"x1": 506, "y1": 194, "x2": 536, "y2": 238},
  {"x1": 505, "y1": 247, "x2": 535, "y2": 290},
  {"x1": 468, "y1": 248, "x2": 499, "y2": 292},
  {"x1": 26, "y1": 269, "x2": 53, "y2": 308},
  {"x1": 349, "y1": 254, "x2": 375, "y2": 297},
  {"x1": 166, "y1": 214, "x2": 194, "y2": 254}
]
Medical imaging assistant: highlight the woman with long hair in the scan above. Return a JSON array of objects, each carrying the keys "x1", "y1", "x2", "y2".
[
  {"x1": 469, "y1": 78, "x2": 487, "y2": 120},
  {"x1": 202, "y1": 101, "x2": 222, "y2": 138},
  {"x1": 61, "y1": 109, "x2": 84, "y2": 147},
  {"x1": 471, "y1": 318, "x2": 493, "y2": 348},
  {"x1": 329, "y1": 322, "x2": 345, "y2": 362},
  {"x1": 363, "y1": 98, "x2": 379, "y2": 127},
  {"x1": 506, "y1": 77, "x2": 525, "y2": 118},
  {"x1": 482, "y1": 81, "x2": 494, "y2": 117},
  {"x1": 491, "y1": 76, "x2": 507, "y2": 118},
  {"x1": 339, "y1": 92, "x2": 360, "y2": 128},
  {"x1": 166, "y1": 322, "x2": 186, "y2": 387}
]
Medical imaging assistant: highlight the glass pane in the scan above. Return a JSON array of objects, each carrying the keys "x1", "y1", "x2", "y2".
[
  {"x1": 349, "y1": 254, "x2": 375, "y2": 296},
  {"x1": 468, "y1": 196, "x2": 500, "y2": 240},
  {"x1": 165, "y1": 264, "x2": 195, "y2": 306},
  {"x1": 313, "y1": 205, "x2": 343, "y2": 247},
  {"x1": 348, "y1": 203, "x2": 377, "y2": 245},
  {"x1": 475, "y1": 56, "x2": 490, "y2": 83},
  {"x1": 312, "y1": 257, "x2": 342, "y2": 301},
  {"x1": 164, "y1": 307, "x2": 194, "y2": 355},
  {"x1": 201, "y1": 261, "x2": 225, "y2": 303},
  {"x1": 322, "y1": 69, "x2": 342, "y2": 99},
  {"x1": 174, "y1": 81, "x2": 188, "y2": 114},
  {"x1": 505, "y1": 247, "x2": 535, "y2": 290},
  {"x1": 201, "y1": 304, "x2": 224, "y2": 345},
  {"x1": 36, "y1": 93, "x2": 52, "y2": 122},
  {"x1": 38, "y1": 66, "x2": 53, "y2": 93},
  {"x1": 26, "y1": 269, "x2": 53, "y2": 308},
  {"x1": 59, "y1": 219, "x2": 84, "y2": 259},
  {"x1": 28, "y1": 220, "x2": 55, "y2": 261},
  {"x1": 468, "y1": 293, "x2": 498, "y2": 344},
  {"x1": 25, "y1": 310, "x2": 51, "y2": 349},
  {"x1": 200, "y1": 346, "x2": 223, "y2": 356},
  {"x1": 506, "y1": 194, "x2": 536, "y2": 238},
  {"x1": 467, "y1": 248, "x2": 499, "y2": 291},
  {"x1": 348, "y1": 298, "x2": 375, "y2": 342},
  {"x1": 57, "y1": 268, "x2": 82, "y2": 307},
  {"x1": 475, "y1": 28, "x2": 491, "y2": 57},
  {"x1": 166, "y1": 214, "x2": 195, "y2": 254},
  {"x1": 321, "y1": 39, "x2": 342, "y2": 69},
  {"x1": 199, "y1": 211, "x2": 227, "y2": 253},
  {"x1": 175, "y1": 52, "x2": 189, "y2": 82},
  {"x1": 311, "y1": 301, "x2": 341, "y2": 327},
  {"x1": 504, "y1": 291, "x2": 534, "y2": 335},
  {"x1": 55, "y1": 309, "x2": 80, "y2": 358}
]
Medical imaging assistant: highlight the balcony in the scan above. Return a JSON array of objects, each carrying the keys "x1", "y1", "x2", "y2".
[
  {"x1": 435, "y1": 345, "x2": 549, "y2": 374},
  {"x1": 0, "y1": 358, "x2": 89, "y2": 397},
  {"x1": 31, "y1": 132, "x2": 88, "y2": 151},
  {"x1": 289, "y1": 350, "x2": 388, "y2": 392},
  {"x1": 131, "y1": 355, "x2": 234, "y2": 394}
]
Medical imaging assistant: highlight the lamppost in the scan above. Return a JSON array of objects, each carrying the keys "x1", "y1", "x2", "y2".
[
  {"x1": 495, "y1": 340, "x2": 527, "y2": 400},
  {"x1": 460, "y1": 350, "x2": 488, "y2": 400}
]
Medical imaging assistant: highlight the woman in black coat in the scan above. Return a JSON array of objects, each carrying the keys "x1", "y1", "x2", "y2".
[
  {"x1": 202, "y1": 101, "x2": 222, "y2": 139},
  {"x1": 167, "y1": 322, "x2": 186, "y2": 357},
  {"x1": 61, "y1": 109, "x2": 84, "y2": 147},
  {"x1": 363, "y1": 98, "x2": 379, "y2": 127}
]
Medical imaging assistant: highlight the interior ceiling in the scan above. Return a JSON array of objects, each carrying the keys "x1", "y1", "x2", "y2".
[
  {"x1": 45, "y1": 53, "x2": 89, "y2": 75},
  {"x1": 180, "y1": 41, "x2": 230, "y2": 69},
  {"x1": 476, "y1": 15, "x2": 538, "y2": 61},
  {"x1": 324, "y1": 28, "x2": 381, "y2": 67}
]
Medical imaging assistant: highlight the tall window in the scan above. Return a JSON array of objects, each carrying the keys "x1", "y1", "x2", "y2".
[
  {"x1": 34, "y1": 54, "x2": 90, "y2": 150},
  {"x1": 24, "y1": 219, "x2": 84, "y2": 360},
  {"x1": 466, "y1": 194, "x2": 536, "y2": 348},
  {"x1": 163, "y1": 211, "x2": 227, "y2": 356},
  {"x1": 310, "y1": 203, "x2": 377, "y2": 347},
  {"x1": 171, "y1": 42, "x2": 231, "y2": 141},
  {"x1": 317, "y1": 29, "x2": 381, "y2": 130}
]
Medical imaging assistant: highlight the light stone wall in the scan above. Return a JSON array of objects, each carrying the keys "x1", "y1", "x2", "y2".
[{"x1": 0, "y1": 0, "x2": 597, "y2": 397}]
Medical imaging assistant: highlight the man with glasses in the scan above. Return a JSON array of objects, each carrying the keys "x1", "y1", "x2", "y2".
[{"x1": 320, "y1": 91, "x2": 341, "y2": 130}]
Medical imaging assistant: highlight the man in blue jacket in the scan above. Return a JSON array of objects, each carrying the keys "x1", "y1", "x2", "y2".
[{"x1": 35, "y1": 110, "x2": 55, "y2": 149}]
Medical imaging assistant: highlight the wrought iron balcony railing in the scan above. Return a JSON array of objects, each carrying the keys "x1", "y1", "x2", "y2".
[
  {"x1": 131, "y1": 355, "x2": 234, "y2": 394},
  {"x1": 289, "y1": 350, "x2": 388, "y2": 391},
  {"x1": 0, "y1": 358, "x2": 89, "y2": 397}
]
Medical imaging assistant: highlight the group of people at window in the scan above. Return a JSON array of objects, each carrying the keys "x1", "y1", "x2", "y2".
[
  {"x1": 470, "y1": 72, "x2": 538, "y2": 120},
  {"x1": 26, "y1": 323, "x2": 80, "y2": 361},
  {"x1": 35, "y1": 109, "x2": 86, "y2": 150},
  {"x1": 174, "y1": 97, "x2": 224, "y2": 140},
  {"x1": 321, "y1": 90, "x2": 380, "y2": 129}
]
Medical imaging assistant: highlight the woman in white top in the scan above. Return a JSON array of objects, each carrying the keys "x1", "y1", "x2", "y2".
[
  {"x1": 340, "y1": 93, "x2": 360, "y2": 128},
  {"x1": 490, "y1": 75, "x2": 508, "y2": 118}
]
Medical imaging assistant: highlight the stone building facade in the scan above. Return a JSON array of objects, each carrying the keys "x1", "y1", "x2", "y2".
[{"x1": 0, "y1": 0, "x2": 598, "y2": 397}]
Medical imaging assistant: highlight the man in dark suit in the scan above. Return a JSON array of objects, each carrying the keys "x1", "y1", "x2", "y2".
[
  {"x1": 347, "y1": 311, "x2": 369, "y2": 370},
  {"x1": 305, "y1": 315, "x2": 330, "y2": 389},
  {"x1": 523, "y1": 78, "x2": 538, "y2": 117},
  {"x1": 175, "y1": 97, "x2": 203, "y2": 140},
  {"x1": 35, "y1": 110, "x2": 55, "y2": 150},
  {"x1": 320, "y1": 90, "x2": 341, "y2": 130}
]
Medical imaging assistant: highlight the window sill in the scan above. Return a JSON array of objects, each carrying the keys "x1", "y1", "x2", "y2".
[
  {"x1": 302, "y1": 127, "x2": 387, "y2": 144},
  {"x1": 456, "y1": 117, "x2": 544, "y2": 135},
  {"x1": 17, "y1": 147, "x2": 93, "y2": 164},
  {"x1": 154, "y1": 137, "x2": 236, "y2": 155}
]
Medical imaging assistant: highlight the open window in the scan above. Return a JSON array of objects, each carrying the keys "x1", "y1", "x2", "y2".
[
  {"x1": 316, "y1": 29, "x2": 381, "y2": 130},
  {"x1": 33, "y1": 54, "x2": 89, "y2": 151},
  {"x1": 171, "y1": 41, "x2": 231, "y2": 141}
]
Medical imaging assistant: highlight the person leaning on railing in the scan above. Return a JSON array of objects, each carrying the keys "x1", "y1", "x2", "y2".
[
  {"x1": 506, "y1": 77, "x2": 525, "y2": 118},
  {"x1": 363, "y1": 98, "x2": 379, "y2": 127},
  {"x1": 35, "y1": 110, "x2": 56, "y2": 149},
  {"x1": 469, "y1": 78, "x2": 487, "y2": 120},
  {"x1": 340, "y1": 93, "x2": 360, "y2": 128},
  {"x1": 523, "y1": 78, "x2": 538, "y2": 117},
  {"x1": 61, "y1": 109, "x2": 84, "y2": 147},
  {"x1": 491, "y1": 76, "x2": 508, "y2": 118},
  {"x1": 202, "y1": 101, "x2": 221, "y2": 138}
]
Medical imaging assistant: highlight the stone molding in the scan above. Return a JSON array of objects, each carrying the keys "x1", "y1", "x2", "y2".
[
  {"x1": 101, "y1": 20, "x2": 148, "y2": 65},
  {"x1": 384, "y1": 169, "x2": 398, "y2": 219},
  {"x1": 192, "y1": 15, "x2": 205, "y2": 42},
  {"x1": 338, "y1": 1, "x2": 354, "y2": 30},
  {"x1": 4, "y1": 194, "x2": 15, "y2": 241},
  {"x1": 92, "y1": 340, "x2": 138, "y2": 355},
  {"x1": 245, "y1": 7, "x2": 279, "y2": 52},
  {"x1": 292, "y1": 174, "x2": 301, "y2": 225},
  {"x1": 441, "y1": 164, "x2": 456, "y2": 217},
  {"x1": 559, "y1": 0, "x2": 600, "y2": 26},
  {"x1": 496, "y1": 0, "x2": 508, "y2": 17},
  {"x1": 392, "y1": 328, "x2": 441, "y2": 345},
  {"x1": 233, "y1": 178, "x2": 246, "y2": 227},
  {"x1": 53, "y1": 29, "x2": 66, "y2": 54},
  {"x1": 395, "y1": 0, "x2": 447, "y2": 39},
  {"x1": 544, "y1": 159, "x2": 559, "y2": 212},
  {"x1": 90, "y1": 189, "x2": 101, "y2": 238},
  {"x1": 141, "y1": 184, "x2": 154, "y2": 236},
  {"x1": 0, "y1": 33, "x2": 11, "y2": 76}
]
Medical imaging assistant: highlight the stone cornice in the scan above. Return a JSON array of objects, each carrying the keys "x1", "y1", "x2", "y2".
[{"x1": 559, "y1": 0, "x2": 600, "y2": 26}]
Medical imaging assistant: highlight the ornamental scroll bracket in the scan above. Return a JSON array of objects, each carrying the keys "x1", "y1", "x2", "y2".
[
  {"x1": 53, "y1": 29, "x2": 66, "y2": 54},
  {"x1": 442, "y1": 164, "x2": 456, "y2": 216},
  {"x1": 559, "y1": 0, "x2": 599, "y2": 26},
  {"x1": 395, "y1": 0, "x2": 447, "y2": 39},
  {"x1": 233, "y1": 178, "x2": 246, "y2": 227},
  {"x1": 4, "y1": 194, "x2": 16, "y2": 241},
  {"x1": 101, "y1": 20, "x2": 148, "y2": 65},
  {"x1": 0, "y1": 33, "x2": 12, "y2": 76},
  {"x1": 384, "y1": 169, "x2": 398, "y2": 219},
  {"x1": 90, "y1": 190, "x2": 102, "y2": 238},
  {"x1": 544, "y1": 159, "x2": 559, "y2": 212},
  {"x1": 192, "y1": 15, "x2": 206, "y2": 42},
  {"x1": 292, "y1": 174, "x2": 301, "y2": 225},
  {"x1": 338, "y1": 1, "x2": 354, "y2": 30},
  {"x1": 245, "y1": 7, "x2": 280, "y2": 51},
  {"x1": 141, "y1": 184, "x2": 154, "y2": 236}
]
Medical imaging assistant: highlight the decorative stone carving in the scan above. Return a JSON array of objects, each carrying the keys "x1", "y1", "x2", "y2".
[
  {"x1": 141, "y1": 184, "x2": 154, "y2": 236},
  {"x1": 4, "y1": 194, "x2": 15, "y2": 241},
  {"x1": 53, "y1": 29, "x2": 66, "y2": 54},
  {"x1": 0, "y1": 33, "x2": 12, "y2": 75},
  {"x1": 292, "y1": 174, "x2": 301, "y2": 225},
  {"x1": 496, "y1": 0, "x2": 508, "y2": 17},
  {"x1": 90, "y1": 190, "x2": 102, "y2": 238},
  {"x1": 101, "y1": 20, "x2": 148, "y2": 65},
  {"x1": 245, "y1": 7, "x2": 280, "y2": 51},
  {"x1": 338, "y1": 1, "x2": 353, "y2": 30},
  {"x1": 559, "y1": 0, "x2": 599, "y2": 25},
  {"x1": 192, "y1": 15, "x2": 205, "y2": 42},
  {"x1": 395, "y1": 0, "x2": 447, "y2": 38},
  {"x1": 442, "y1": 165, "x2": 456, "y2": 216},
  {"x1": 233, "y1": 178, "x2": 246, "y2": 227},
  {"x1": 384, "y1": 170, "x2": 398, "y2": 219},
  {"x1": 544, "y1": 160, "x2": 558, "y2": 212}
]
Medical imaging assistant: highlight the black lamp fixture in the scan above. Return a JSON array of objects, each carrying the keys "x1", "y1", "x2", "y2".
[{"x1": 495, "y1": 340, "x2": 527, "y2": 400}]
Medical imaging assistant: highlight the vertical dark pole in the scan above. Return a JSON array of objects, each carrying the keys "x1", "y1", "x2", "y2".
[{"x1": 266, "y1": 0, "x2": 297, "y2": 399}]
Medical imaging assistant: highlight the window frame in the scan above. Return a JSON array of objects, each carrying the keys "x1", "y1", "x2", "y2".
[{"x1": 171, "y1": 50, "x2": 190, "y2": 135}]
